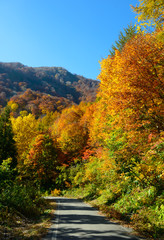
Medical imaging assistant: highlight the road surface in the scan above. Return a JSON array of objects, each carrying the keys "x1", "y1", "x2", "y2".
[{"x1": 43, "y1": 197, "x2": 141, "y2": 240}]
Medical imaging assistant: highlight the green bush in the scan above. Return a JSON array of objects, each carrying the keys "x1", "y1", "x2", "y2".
[
  {"x1": 0, "y1": 158, "x2": 45, "y2": 223},
  {"x1": 131, "y1": 204, "x2": 164, "y2": 238},
  {"x1": 0, "y1": 183, "x2": 45, "y2": 219},
  {"x1": 113, "y1": 186, "x2": 157, "y2": 214}
]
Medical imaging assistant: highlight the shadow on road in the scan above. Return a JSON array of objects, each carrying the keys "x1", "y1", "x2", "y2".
[{"x1": 43, "y1": 197, "x2": 140, "y2": 240}]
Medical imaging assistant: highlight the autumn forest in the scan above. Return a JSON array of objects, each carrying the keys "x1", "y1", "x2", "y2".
[{"x1": 0, "y1": 0, "x2": 164, "y2": 239}]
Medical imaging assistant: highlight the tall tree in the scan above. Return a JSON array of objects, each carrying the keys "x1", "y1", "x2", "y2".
[
  {"x1": 131, "y1": 0, "x2": 164, "y2": 31},
  {"x1": 11, "y1": 114, "x2": 38, "y2": 158},
  {"x1": 98, "y1": 33, "x2": 164, "y2": 132},
  {"x1": 52, "y1": 103, "x2": 88, "y2": 154},
  {"x1": 0, "y1": 107, "x2": 17, "y2": 168},
  {"x1": 22, "y1": 134, "x2": 58, "y2": 189},
  {"x1": 109, "y1": 23, "x2": 136, "y2": 56},
  {"x1": 131, "y1": 0, "x2": 164, "y2": 43}
]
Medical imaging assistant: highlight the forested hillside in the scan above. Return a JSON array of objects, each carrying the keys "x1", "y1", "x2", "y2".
[
  {"x1": 0, "y1": 62, "x2": 98, "y2": 107},
  {"x1": 0, "y1": 0, "x2": 163, "y2": 239}
]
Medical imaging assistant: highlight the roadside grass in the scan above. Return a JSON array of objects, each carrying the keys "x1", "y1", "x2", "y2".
[{"x1": 0, "y1": 199, "x2": 56, "y2": 240}]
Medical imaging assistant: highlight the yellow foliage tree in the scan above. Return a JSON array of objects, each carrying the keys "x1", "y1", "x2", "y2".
[
  {"x1": 131, "y1": 0, "x2": 164, "y2": 30},
  {"x1": 52, "y1": 103, "x2": 88, "y2": 153},
  {"x1": 11, "y1": 114, "x2": 38, "y2": 158}
]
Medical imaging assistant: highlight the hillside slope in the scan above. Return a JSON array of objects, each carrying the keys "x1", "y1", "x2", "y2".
[{"x1": 0, "y1": 62, "x2": 99, "y2": 107}]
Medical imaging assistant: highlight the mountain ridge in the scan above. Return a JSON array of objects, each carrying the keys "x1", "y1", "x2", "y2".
[{"x1": 0, "y1": 62, "x2": 99, "y2": 110}]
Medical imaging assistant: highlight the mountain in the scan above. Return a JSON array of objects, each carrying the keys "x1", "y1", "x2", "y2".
[{"x1": 0, "y1": 62, "x2": 99, "y2": 111}]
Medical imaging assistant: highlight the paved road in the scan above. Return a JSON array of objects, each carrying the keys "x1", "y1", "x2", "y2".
[{"x1": 42, "y1": 197, "x2": 140, "y2": 240}]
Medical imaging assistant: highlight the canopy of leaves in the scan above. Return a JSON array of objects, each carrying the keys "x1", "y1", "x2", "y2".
[
  {"x1": 22, "y1": 134, "x2": 58, "y2": 189},
  {"x1": 131, "y1": 0, "x2": 164, "y2": 31},
  {"x1": 98, "y1": 33, "x2": 164, "y2": 132},
  {"x1": 11, "y1": 114, "x2": 38, "y2": 158},
  {"x1": 52, "y1": 103, "x2": 89, "y2": 154}
]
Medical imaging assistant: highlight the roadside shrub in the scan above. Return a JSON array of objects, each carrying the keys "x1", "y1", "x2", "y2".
[
  {"x1": 113, "y1": 186, "x2": 157, "y2": 214},
  {"x1": 51, "y1": 189, "x2": 61, "y2": 196},
  {"x1": 96, "y1": 188, "x2": 119, "y2": 205},
  {"x1": 0, "y1": 182, "x2": 45, "y2": 219},
  {"x1": 131, "y1": 204, "x2": 164, "y2": 238}
]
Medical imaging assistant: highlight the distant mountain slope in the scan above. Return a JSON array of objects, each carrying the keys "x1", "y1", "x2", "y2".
[{"x1": 0, "y1": 62, "x2": 99, "y2": 107}]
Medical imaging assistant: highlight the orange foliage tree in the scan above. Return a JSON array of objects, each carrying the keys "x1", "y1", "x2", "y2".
[
  {"x1": 88, "y1": 32, "x2": 164, "y2": 182},
  {"x1": 98, "y1": 33, "x2": 164, "y2": 133},
  {"x1": 52, "y1": 103, "x2": 89, "y2": 154},
  {"x1": 22, "y1": 134, "x2": 58, "y2": 188}
]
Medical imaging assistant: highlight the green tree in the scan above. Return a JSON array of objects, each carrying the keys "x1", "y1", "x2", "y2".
[
  {"x1": 0, "y1": 107, "x2": 17, "y2": 168},
  {"x1": 109, "y1": 23, "x2": 136, "y2": 56}
]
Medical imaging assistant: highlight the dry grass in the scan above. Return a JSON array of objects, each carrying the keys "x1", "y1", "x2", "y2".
[{"x1": 0, "y1": 200, "x2": 56, "y2": 240}]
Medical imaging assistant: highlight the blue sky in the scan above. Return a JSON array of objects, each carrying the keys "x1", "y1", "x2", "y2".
[{"x1": 0, "y1": 0, "x2": 138, "y2": 79}]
